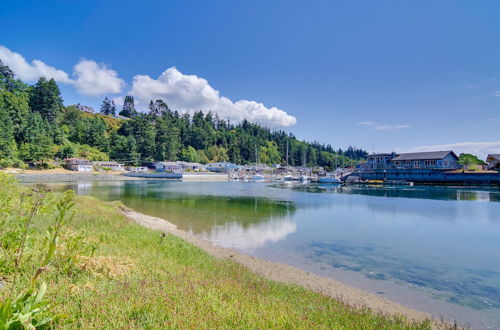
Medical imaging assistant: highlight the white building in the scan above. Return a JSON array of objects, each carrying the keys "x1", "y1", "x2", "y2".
[
  {"x1": 93, "y1": 161, "x2": 125, "y2": 171},
  {"x1": 74, "y1": 103, "x2": 95, "y2": 114},
  {"x1": 155, "y1": 161, "x2": 204, "y2": 172},
  {"x1": 65, "y1": 158, "x2": 93, "y2": 172},
  {"x1": 205, "y1": 162, "x2": 238, "y2": 173}
]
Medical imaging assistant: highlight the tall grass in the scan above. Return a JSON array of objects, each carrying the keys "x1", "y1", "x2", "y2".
[{"x1": 0, "y1": 175, "x2": 431, "y2": 329}]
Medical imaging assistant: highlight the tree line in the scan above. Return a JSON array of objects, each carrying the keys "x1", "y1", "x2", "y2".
[{"x1": 0, "y1": 60, "x2": 367, "y2": 169}]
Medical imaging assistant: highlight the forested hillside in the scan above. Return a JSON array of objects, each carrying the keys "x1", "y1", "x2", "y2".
[{"x1": 0, "y1": 60, "x2": 367, "y2": 169}]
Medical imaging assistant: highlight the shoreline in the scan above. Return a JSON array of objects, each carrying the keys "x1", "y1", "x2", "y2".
[{"x1": 120, "y1": 207, "x2": 449, "y2": 329}]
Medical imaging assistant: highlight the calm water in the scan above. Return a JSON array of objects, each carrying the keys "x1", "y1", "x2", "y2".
[{"x1": 47, "y1": 180, "x2": 500, "y2": 329}]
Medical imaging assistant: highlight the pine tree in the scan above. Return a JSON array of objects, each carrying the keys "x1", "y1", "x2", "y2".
[
  {"x1": 100, "y1": 97, "x2": 115, "y2": 115},
  {"x1": 29, "y1": 77, "x2": 64, "y2": 122},
  {"x1": 0, "y1": 60, "x2": 15, "y2": 92},
  {"x1": 119, "y1": 95, "x2": 137, "y2": 118}
]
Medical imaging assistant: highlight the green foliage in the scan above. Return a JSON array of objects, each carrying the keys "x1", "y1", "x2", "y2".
[
  {"x1": 0, "y1": 282, "x2": 52, "y2": 329},
  {"x1": 118, "y1": 95, "x2": 137, "y2": 118},
  {"x1": 55, "y1": 142, "x2": 76, "y2": 160},
  {"x1": 180, "y1": 146, "x2": 200, "y2": 163},
  {"x1": 0, "y1": 60, "x2": 366, "y2": 168},
  {"x1": 0, "y1": 176, "x2": 76, "y2": 329},
  {"x1": 75, "y1": 145, "x2": 109, "y2": 161},
  {"x1": 458, "y1": 153, "x2": 486, "y2": 167},
  {"x1": 259, "y1": 141, "x2": 281, "y2": 164},
  {"x1": 100, "y1": 97, "x2": 116, "y2": 115},
  {"x1": 29, "y1": 77, "x2": 64, "y2": 123}
]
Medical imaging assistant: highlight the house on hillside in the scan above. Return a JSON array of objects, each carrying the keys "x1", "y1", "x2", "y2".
[
  {"x1": 390, "y1": 151, "x2": 459, "y2": 169},
  {"x1": 65, "y1": 158, "x2": 93, "y2": 172},
  {"x1": 74, "y1": 103, "x2": 95, "y2": 114},
  {"x1": 486, "y1": 154, "x2": 500, "y2": 170}
]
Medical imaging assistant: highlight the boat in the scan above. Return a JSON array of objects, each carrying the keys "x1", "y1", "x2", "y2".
[
  {"x1": 252, "y1": 174, "x2": 265, "y2": 180},
  {"x1": 318, "y1": 176, "x2": 341, "y2": 184},
  {"x1": 299, "y1": 175, "x2": 309, "y2": 182},
  {"x1": 283, "y1": 175, "x2": 295, "y2": 181}
]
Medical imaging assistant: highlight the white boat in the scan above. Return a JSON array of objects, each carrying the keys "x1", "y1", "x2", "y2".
[
  {"x1": 252, "y1": 174, "x2": 265, "y2": 180},
  {"x1": 299, "y1": 175, "x2": 309, "y2": 182},
  {"x1": 318, "y1": 176, "x2": 341, "y2": 184},
  {"x1": 283, "y1": 175, "x2": 295, "y2": 181}
]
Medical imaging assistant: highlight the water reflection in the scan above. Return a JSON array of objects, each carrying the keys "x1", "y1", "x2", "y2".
[
  {"x1": 44, "y1": 180, "x2": 500, "y2": 327},
  {"x1": 202, "y1": 218, "x2": 296, "y2": 250},
  {"x1": 284, "y1": 183, "x2": 500, "y2": 202}
]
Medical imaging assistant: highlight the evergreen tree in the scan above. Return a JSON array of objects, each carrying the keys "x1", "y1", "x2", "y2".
[
  {"x1": 119, "y1": 95, "x2": 138, "y2": 118},
  {"x1": 100, "y1": 97, "x2": 116, "y2": 115},
  {"x1": 0, "y1": 108, "x2": 17, "y2": 160},
  {"x1": 0, "y1": 60, "x2": 16, "y2": 92},
  {"x1": 29, "y1": 77, "x2": 64, "y2": 122}
]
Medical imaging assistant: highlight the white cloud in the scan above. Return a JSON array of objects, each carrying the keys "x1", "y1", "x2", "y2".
[
  {"x1": 0, "y1": 45, "x2": 71, "y2": 83},
  {"x1": 375, "y1": 124, "x2": 411, "y2": 131},
  {"x1": 495, "y1": 91, "x2": 500, "y2": 97},
  {"x1": 357, "y1": 121, "x2": 411, "y2": 131},
  {"x1": 0, "y1": 46, "x2": 292, "y2": 127},
  {"x1": 129, "y1": 67, "x2": 296, "y2": 128},
  {"x1": 0, "y1": 45, "x2": 124, "y2": 97},
  {"x1": 112, "y1": 96, "x2": 124, "y2": 108},
  {"x1": 404, "y1": 141, "x2": 500, "y2": 159},
  {"x1": 72, "y1": 60, "x2": 125, "y2": 97}
]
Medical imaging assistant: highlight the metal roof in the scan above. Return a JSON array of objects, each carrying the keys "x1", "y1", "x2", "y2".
[
  {"x1": 486, "y1": 154, "x2": 500, "y2": 160},
  {"x1": 390, "y1": 151, "x2": 457, "y2": 161}
]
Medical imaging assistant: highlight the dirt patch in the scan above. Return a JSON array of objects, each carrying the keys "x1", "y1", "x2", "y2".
[
  {"x1": 121, "y1": 207, "x2": 452, "y2": 329},
  {"x1": 78, "y1": 255, "x2": 135, "y2": 278}
]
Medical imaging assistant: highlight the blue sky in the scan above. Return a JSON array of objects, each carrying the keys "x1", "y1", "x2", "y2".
[{"x1": 1, "y1": 0, "x2": 500, "y2": 157}]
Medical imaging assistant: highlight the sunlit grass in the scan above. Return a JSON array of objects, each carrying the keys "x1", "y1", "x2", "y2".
[{"x1": 3, "y1": 185, "x2": 431, "y2": 328}]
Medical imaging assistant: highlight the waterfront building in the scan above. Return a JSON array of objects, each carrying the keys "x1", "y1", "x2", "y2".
[
  {"x1": 65, "y1": 158, "x2": 93, "y2": 172},
  {"x1": 155, "y1": 161, "x2": 204, "y2": 172},
  {"x1": 360, "y1": 152, "x2": 397, "y2": 170},
  {"x1": 390, "y1": 151, "x2": 459, "y2": 169},
  {"x1": 92, "y1": 161, "x2": 125, "y2": 171},
  {"x1": 205, "y1": 162, "x2": 238, "y2": 173}
]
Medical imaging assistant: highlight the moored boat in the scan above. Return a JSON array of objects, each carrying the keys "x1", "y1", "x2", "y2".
[{"x1": 318, "y1": 176, "x2": 341, "y2": 183}]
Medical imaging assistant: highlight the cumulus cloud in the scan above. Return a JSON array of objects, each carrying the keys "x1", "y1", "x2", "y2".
[
  {"x1": 129, "y1": 67, "x2": 296, "y2": 128},
  {"x1": 357, "y1": 121, "x2": 411, "y2": 131},
  {"x1": 0, "y1": 46, "x2": 292, "y2": 127},
  {"x1": 0, "y1": 45, "x2": 124, "y2": 97},
  {"x1": 0, "y1": 45, "x2": 71, "y2": 83},
  {"x1": 72, "y1": 60, "x2": 125, "y2": 97},
  {"x1": 404, "y1": 141, "x2": 500, "y2": 159}
]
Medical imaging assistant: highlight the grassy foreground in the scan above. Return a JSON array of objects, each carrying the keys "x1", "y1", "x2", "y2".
[{"x1": 0, "y1": 176, "x2": 430, "y2": 329}]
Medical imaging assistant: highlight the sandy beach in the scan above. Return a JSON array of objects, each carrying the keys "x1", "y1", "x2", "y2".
[{"x1": 121, "y1": 207, "x2": 451, "y2": 329}]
